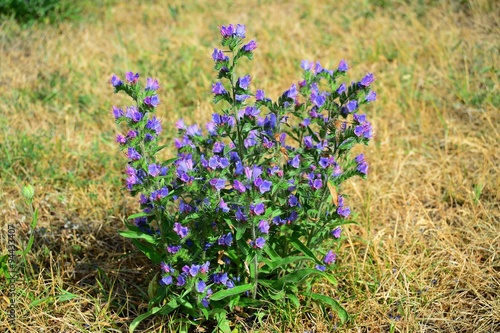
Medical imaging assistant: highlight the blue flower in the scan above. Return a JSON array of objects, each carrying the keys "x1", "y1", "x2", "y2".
[
  {"x1": 259, "y1": 180, "x2": 272, "y2": 194},
  {"x1": 196, "y1": 280, "x2": 206, "y2": 293},
  {"x1": 127, "y1": 147, "x2": 141, "y2": 161},
  {"x1": 212, "y1": 82, "x2": 227, "y2": 95},
  {"x1": 145, "y1": 78, "x2": 160, "y2": 91},
  {"x1": 218, "y1": 232, "x2": 233, "y2": 246},
  {"x1": 243, "y1": 40, "x2": 257, "y2": 51},
  {"x1": 110, "y1": 75, "x2": 123, "y2": 87},
  {"x1": 258, "y1": 220, "x2": 270, "y2": 234},
  {"x1": 323, "y1": 250, "x2": 337, "y2": 264},
  {"x1": 173, "y1": 222, "x2": 189, "y2": 238},
  {"x1": 359, "y1": 73, "x2": 375, "y2": 87},
  {"x1": 338, "y1": 59, "x2": 348, "y2": 72},
  {"x1": 238, "y1": 75, "x2": 251, "y2": 89},
  {"x1": 144, "y1": 95, "x2": 160, "y2": 107},
  {"x1": 125, "y1": 71, "x2": 139, "y2": 83},
  {"x1": 161, "y1": 275, "x2": 173, "y2": 285}
]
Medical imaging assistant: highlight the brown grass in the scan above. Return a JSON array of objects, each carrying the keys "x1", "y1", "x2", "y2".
[{"x1": 0, "y1": 0, "x2": 499, "y2": 332}]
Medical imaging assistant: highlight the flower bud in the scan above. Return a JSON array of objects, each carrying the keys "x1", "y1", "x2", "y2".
[{"x1": 22, "y1": 185, "x2": 35, "y2": 200}]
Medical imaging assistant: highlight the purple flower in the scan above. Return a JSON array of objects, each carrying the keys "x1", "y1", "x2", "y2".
[
  {"x1": 161, "y1": 262, "x2": 174, "y2": 273},
  {"x1": 252, "y1": 202, "x2": 265, "y2": 215},
  {"x1": 355, "y1": 154, "x2": 365, "y2": 163},
  {"x1": 201, "y1": 297, "x2": 210, "y2": 308},
  {"x1": 125, "y1": 106, "x2": 142, "y2": 122},
  {"x1": 336, "y1": 83, "x2": 346, "y2": 95},
  {"x1": 316, "y1": 265, "x2": 326, "y2": 272},
  {"x1": 209, "y1": 178, "x2": 226, "y2": 191},
  {"x1": 200, "y1": 261, "x2": 210, "y2": 274},
  {"x1": 319, "y1": 157, "x2": 330, "y2": 168},
  {"x1": 338, "y1": 59, "x2": 348, "y2": 72},
  {"x1": 244, "y1": 106, "x2": 260, "y2": 117},
  {"x1": 346, "y1": 100, "x2": 358, "y2": 113},
  {"x1": 312, "y1": 178, "x2": 323, "y2": 190},
  {"x1": 189, "y1": 265, "x2": 200, "y2": 277},
  {"x1": 148, "y1": 164, "x2": 161, "y2": 177},
  {"x1": 176, "y1": 275, "x2": 186, "y2": 286},
  {"x1": 259, "y1": 180, "x2": 272, "y2": 194},
  {"x1": 176, "y1": 118, "x2": 186, "y2": 130},
  {"x1": 233, "y1": 180, "x2": 246, "y2": 193},
  {"x1": 236, "y1": 94, "x2": 251, "y2": 102},
  {"x1": 146, "y1": 78, "x2": 160, "y2": 91},
  {"x1": 303, "y1": 136, "x2": 314, "y2": 149},
  {"x1": 146, "y1": 116, "x2": 162, "y2": 135},
  {"x1": 196, "y1": 280, "x2": 206, "y2": 293},
  {"x1": 125, "y1": 71, "x2": 139, "y2": 84},
  {"x1": 332, "y1": 227, "x2": 342, "y2": 239},
  {"x1": 173, "y1": 222, "x2": 189, "y2": 238},
  {"x1": 161, "y1": 275, "x2": 173, "y2": 285},
  {"x1": 360, "y1": 73, "x2": 375, "y2": 87},
  {"x1": 336, "y1": 196, "x2": 351, "y2": 218},
  {"x1": 213, "y1": 141, "x2": 225, "y2": 153},
  {"x1": 289, "y1": 154, "x2": 300, "y2": 168},
  {"x1": 301, "y1": 60, "x2": 312, "y2": 71},
  {"x1": 112, "y1": 106, "x2": 123, "y2": 119},
  {"x1": 167, "y1": 245, "x2": 181, "y2": 254},
  {"x1": 186, "y1": 124, "x2": 202, "y2": 137},
  {"x1": 353, "y1": 114, "x2": 367, "y2": 124},
  {"x1": 354, "y1": 122, "x2": 373, "y2": 139},
  {"x1": 220, "y1": 24, "x2": 235, "y2": 37},
  {"x1": 212, "y1": 48, "x2": 228, "y2": 62},
  {"x1": 235, "y1": 24, "x2": 246, "y2": 38},
  {"x1": 212, "y1": 82, "x2": 227, "y2": 95},
  {"x1": 110, "y1": 74, "x2": 123, "y2": 87},
  {"x1": 252, "y1": 237, "x2": 266, "y2": 249},
  {"x1": 314, "y1": 61, "x2": 323, "y2": 74},
  {"x1": 258, "y1": 220, "x2": 270, "y2": 234},
  {"x1": 116, "y1": 134, "x2": 126, "y2": 145},
  {"x1": 255, "y1": 89, "x2": 265, "y2": 101},
  {"x1": 218, "y1": 232, "x2": 233, "y2": 246},
  {"x1": 144, "y1": 95, "x2": 160, "y2": 107},
  {"x1": 365, "y1": 91, "x2": 377, "y2": 102},
  {"x1": 238, "y1": 75, "x2": 251, "y2": 89},
  {"x1": 219, "y1": 198, "x2": 230, "y2": 213},
  {"x1": 285, "y1": 84, "x2": 297, "y2": 100},
  {"x1": 127, "y1": 147, "x2": 141, "y2": 160},
  {"x1": 357, "y1": 161, "x2": 369, "y2": 175},
  {"x1": 324, "y1": 250, "x2": 337, "y2": 264},
  {"x1": 243, "y1": 40, "x2": 257, "y2": 51}
]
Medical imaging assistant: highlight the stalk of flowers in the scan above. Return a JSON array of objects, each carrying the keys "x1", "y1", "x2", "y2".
[{"x1": 110, "y1": 23, "x2": 375, "y2": 329}]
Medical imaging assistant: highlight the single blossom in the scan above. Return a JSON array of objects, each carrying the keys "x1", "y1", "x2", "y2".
[
  {"x1": 332, "y1": 227, "x2": 342, "y2": 239},
  {"x1": 125, "y1": 71, "x2": 139, "y2": 83},
  {"x1": 243, "y1": 40, "x2": 257, "y2": 51},
  {"x1": 258, "y1": 220, "x2": 270, "y2": 234},
  {"x1": 360, "y1": 73, "x2": 375, "y2": 87},
  {"x1": 338, "y1": 59, "x2": 348, "y2": 72},
  {"x1": 145, "y1": 78, "x2": 160, "y2": 91},
  {"x1": 212, "y1": 82, "x2": 227, "y2": 95},
  {"x1": 110, "y1": 75, "x2": 123, "y2": 87},
  {"x1": 324, "y1": 250, "x2": 337, "y2": 264}
]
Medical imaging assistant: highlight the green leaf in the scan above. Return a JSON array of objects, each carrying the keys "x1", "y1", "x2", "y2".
[
  {"x1": 273, "y1": 269, "x2": 321, "y2": 289},
  {"x1": 119, "y1": 230, "x2": 157, "y2": 244},
  {"x1": 129, "y1": 306, "x2": 162, "y2": 333},
  {"x1": 127, "y1": 212, "x2": 151, "y2": 220},
  {"x1": 287, "y1": 293, "x2": 301, "y2": 308},
  {"x1": 310, "y1": 293, "x2": 348, "y2": 324},
  {"x1": 265, "y1": 255, "x2": 313, "y2": 271},
  {"x1": 210, "y1": 283, "x2": 253, "y2": 301},
  {"x1": 131, "y1": 239, "x2": 162, "y2": 263},
  {"x1": 338, "y1": 137, "x2": 356, "y2": 150},
  {"x1": 289, "y1": 236, "x2": 321, "y2": 263}
]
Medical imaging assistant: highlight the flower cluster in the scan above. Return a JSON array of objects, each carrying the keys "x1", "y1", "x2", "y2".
[{"x1": 110, "y1": 24, "x2": 375, "y2": 326}]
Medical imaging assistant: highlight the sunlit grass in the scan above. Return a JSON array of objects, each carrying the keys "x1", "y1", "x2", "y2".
[{"x1": 0, "y1": 0, "x2": 499, "y2": 332}]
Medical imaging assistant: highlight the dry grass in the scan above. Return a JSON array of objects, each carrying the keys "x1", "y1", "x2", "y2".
[{"x1": 0, "y1": 0, "x2": 499, "y2": 332}]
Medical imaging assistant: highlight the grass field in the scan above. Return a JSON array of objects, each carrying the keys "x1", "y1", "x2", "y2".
[{"x1": 0, "y1": 0, "x2": 499, "y2": 332}]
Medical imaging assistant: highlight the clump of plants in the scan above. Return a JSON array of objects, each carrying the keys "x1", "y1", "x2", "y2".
[{"x1": 109, "y1": 24, "x2": 375, "y2": 332}]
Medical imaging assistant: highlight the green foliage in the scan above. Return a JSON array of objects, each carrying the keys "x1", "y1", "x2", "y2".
[{"x1": 0, "y1": 0, "x2": 81, "y2": 25}]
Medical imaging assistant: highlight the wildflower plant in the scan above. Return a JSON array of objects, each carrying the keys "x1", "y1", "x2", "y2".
[{"x1": 110, "y1": 24, "x2": 375, "y2": 332}]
